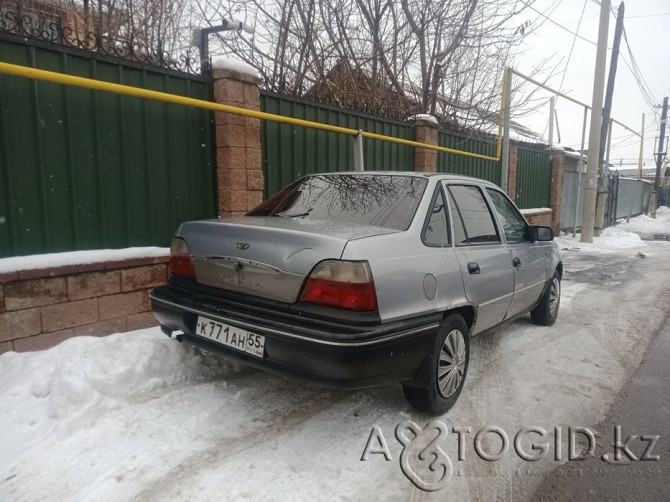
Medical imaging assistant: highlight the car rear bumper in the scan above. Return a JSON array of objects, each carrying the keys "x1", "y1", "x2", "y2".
[{"x1": 150, "y1": 284, "x2": 441, "y2": 389}]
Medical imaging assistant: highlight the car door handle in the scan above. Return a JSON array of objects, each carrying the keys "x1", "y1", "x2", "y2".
[
  {"x1": 513, "y1": 257, "x2": 521, "y2": 267},
  {"x1": 467, "y1": 262, "x2": 480, "y2": 274}
]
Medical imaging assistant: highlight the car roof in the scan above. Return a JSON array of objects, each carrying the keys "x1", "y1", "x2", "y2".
[{"x1": 308, "y1": 171, "x2": 500, "y2": 188}]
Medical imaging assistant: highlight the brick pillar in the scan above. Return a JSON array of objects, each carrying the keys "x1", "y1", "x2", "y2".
[
  {"x1": 550, "y1": 146, "x2": 565, "y2": 233},
  {"x1": 507, "y1": 142, "x2": 518, "y2": 200},
  {"x1": 213, "y1": 65, "x2": 264, "y2": 217},
  {"x1": 413, "y1": 118, "x2": 439, "y2": 172}
]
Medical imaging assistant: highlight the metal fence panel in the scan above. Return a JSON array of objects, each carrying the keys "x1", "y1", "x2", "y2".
[
  {"x1": 437, "y1": 133, "x2": 500, "y2": 185},
  {"x1": 560, "y1": 172, "x2": 652, "y2": 231},
  {"x1": 616, "y1": 178, "x2": 652, "y2": 219},
  {"x1": 515, "y1": 147, "x2": 552, "y2": 209},
  {"x1": 260, "y1": 91, "x2": 415, "y2": 197},
  {"x1": 560, "y1": 169, "x2": 585, "y2": 231},
  {"x1": 0, "y1": 34, "x2": 214, "y2": 258},
  {"x1": 259, "y1": 93, "x2": 557, "y2": 213}
]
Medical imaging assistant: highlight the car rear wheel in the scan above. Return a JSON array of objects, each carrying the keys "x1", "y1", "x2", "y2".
[
  {"x1": 530, "y1": 271, "x2": 561, "y2": 326},
  {"x1": 403, "y1": 313, "x2": 470, "y2": 415}
]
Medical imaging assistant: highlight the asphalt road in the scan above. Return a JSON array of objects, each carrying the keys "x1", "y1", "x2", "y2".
[{"x1": 531, "y1": 317, "x2": 670, "y2": 501}]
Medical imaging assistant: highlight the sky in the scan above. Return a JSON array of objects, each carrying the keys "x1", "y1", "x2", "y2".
[{"x1": 511, "y1": 0, "x2": 669, "y2": 171}]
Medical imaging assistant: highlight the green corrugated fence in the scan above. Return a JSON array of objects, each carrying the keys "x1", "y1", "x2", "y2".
[
  {"x1": 437, "y1": 132, "x2": 501, "y2": 185},
  {"x1": 515, "y1": 146, "x2": 552, "y2": 209},
  {"x1": 260, "y1": 91, "x2": 415, "y2": 197},
  {"x1": 260, "y1": 93, "x2": 554, "y2": 209},
  {"x1": 0, "y1": 34, "x2": 554, "y2": 260},
  {"x1": 0, "y1": 33, "x2": 214, "y2": 258}
]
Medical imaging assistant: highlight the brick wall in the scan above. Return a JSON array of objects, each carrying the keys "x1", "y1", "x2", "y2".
[
  {"x1": 549, "y1": 147, "x2": 565, "y2": 234},
  {"x1": 213, "y1": 66, "x2": 264, "y2": 217},
  {"x1": 0, "y1": 257, "x2": 167, "y2": 354},
  {"x1": 521, "y1": 209, "x2": 553, "y2": 227},
  {"x1": 507, "y1": 143, "x2": 519, "y2": 200},
  {"x1": 413, "y1": 118, "x2": 438, "y2": 172}
]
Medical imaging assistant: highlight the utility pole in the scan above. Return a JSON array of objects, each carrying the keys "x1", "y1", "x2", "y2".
[
  {"x1": 501, "y1": 67, "x2": 512, "y2": 194},
  {"x1": 548, "y1": 97, "x2": 556, "y2": 146},
  {"x1": 653, "y1": 96, "x2": 668, "y2": 218},
  {"x1": 637, "y1": 113, "x2": 645, "y2": 179},
  {"x1": 581, "y1": 0, "x2": 611, "y2": 243},
  {"x1": 594, "y1": 2, "x2": 625, "y2": 236}
]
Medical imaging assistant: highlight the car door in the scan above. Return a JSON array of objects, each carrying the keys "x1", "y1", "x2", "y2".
[
  {"x1": 418, "y1": 184, "x2": 470, "y2": 311},
  {"x1": 444, "y1": 183, "x2": 514, "y2": 335},
  {"x1": 485, "y1": 188, "x2": 548, "y2": 318}
]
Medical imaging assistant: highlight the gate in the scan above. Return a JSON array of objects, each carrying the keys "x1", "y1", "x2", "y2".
[{"x1": 604, "y1": 172, "x2": 620, "y2": 228}]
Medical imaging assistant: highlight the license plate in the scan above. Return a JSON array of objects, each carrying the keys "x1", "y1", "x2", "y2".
[{"x1": 194, "y1": 316, "x2": 265, "y2": 358}]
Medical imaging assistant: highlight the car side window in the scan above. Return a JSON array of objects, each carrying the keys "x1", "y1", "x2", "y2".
[
  {"x1": 447, "y1": 185, "x2": 500, "y2": 245},
  {"x1": 486, "y1": 188, "x2": 528, "y2": 243},
  {"x1": 446, "y1": 190, "x2": 467, "y2": 245},
  {"x1": 423, "y1": 187, "x2": 450, "y2": 247}
]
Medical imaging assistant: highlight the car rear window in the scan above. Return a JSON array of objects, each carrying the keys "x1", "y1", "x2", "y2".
[{"x1": 247, "y1": 174, "x2": 428, "y2": 230}]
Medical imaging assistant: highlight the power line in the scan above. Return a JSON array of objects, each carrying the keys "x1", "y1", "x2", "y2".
[
  {"x1": 621, "y1": 27, "x2": 660, "y2": 119},
  {"x1": 623, "y1": 13, "x2": 670, "y2": 19},
  {"x1": 558, "y1": 0, "x2": 588, "y2": 91},
  {"x1": 525, "y1": 3, "x2": 598, "y2": 46},
  {"x1": 523, "y1": 0, "x2": 562, "y2": 35},
  {"x1": 601, "y1": 3, "x2": 660, "y2": 120}
]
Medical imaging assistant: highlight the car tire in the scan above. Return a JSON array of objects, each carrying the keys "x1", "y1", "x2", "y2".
[
  {"x1": 530, "y1": 271, "x2": 561, "y2": 326},
  {"x1": 403, "y1": 313, "x2": 470, "y2": 415}
]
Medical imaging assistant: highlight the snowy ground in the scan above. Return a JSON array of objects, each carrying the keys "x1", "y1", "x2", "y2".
[
  {"x1": 2, "y1": 220, "x2": 670, "y2": 501},
  {"x1": 616, "y1": 205, "x2": 670, "y2": 238}
]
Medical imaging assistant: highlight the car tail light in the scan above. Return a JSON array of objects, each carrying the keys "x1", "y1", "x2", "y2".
[
  {"x1": 299, "y1": 260, "x2": 377, "y2": 311},
  {"x1": 169, "y1": 237, "x2": 195, "y2": 279}
]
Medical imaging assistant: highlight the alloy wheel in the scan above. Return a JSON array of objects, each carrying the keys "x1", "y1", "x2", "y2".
[{"x1": 437, "y1": 329, "x2": 466, "y2": 398}]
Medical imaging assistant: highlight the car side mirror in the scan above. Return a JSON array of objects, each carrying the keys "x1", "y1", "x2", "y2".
[{"x1": 526, "y1": 225, "x2": 554, "y2": 242}]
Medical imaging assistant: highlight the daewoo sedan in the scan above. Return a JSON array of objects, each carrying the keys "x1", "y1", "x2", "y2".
[{"x1": 151, "y1": 172, "x2": 562, "y2": 414}]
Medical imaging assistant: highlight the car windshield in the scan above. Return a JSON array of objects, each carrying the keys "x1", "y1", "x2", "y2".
[{"x1": 247, "y1": 174, "x2": 428, "y2": 230}]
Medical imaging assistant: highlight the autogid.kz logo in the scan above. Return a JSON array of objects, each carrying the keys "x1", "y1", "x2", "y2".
[{"x1": 360, "y1": 421, "x2": 660, "y2": 492}]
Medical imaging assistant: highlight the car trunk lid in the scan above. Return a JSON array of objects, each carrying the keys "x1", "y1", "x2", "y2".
[{"x1": 177, "y1": 217, "x2": 397, "y2": 303}]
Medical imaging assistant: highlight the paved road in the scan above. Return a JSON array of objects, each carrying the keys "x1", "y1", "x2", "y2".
[{"x1": 532, "y1": 317, "x2": 670, "y2": 501}]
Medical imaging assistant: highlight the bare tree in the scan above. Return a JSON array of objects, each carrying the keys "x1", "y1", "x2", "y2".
[
  {"x1": 192, "y1": 0, "x2": 543, "y2": 130},
  {"x1": 2, "y1": 0, "x2": 554, "y2": 130},
  {"x1": 2, "y1": 0, "x2": 194, "y2": 69}
]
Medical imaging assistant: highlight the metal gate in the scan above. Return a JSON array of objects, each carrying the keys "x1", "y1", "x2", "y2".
[{"x1": 604, "y1": 172, "x2": 620, "y2": 228}]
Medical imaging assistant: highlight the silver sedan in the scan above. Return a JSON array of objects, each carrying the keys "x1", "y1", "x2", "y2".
[{"x1": 151, "y1": 172, "x2": 562, "y2": 414}]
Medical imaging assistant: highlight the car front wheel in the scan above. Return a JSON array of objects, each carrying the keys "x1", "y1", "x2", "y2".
[{"x1": 403, "y1": 313, "x2": 470, "y2": 415}]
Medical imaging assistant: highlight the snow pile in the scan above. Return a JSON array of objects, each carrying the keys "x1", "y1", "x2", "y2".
[
  {"x1": 592, "y1": 227, "x2": 646, "y2": 249},
  {"x1": 0, "y1": 247, "x2": 169, "y2": 274},
  {"x1": 0, "y1": 329, "x2": 240, "y2": 463},
  {"x1": 408, "y1": 114, "x2": 439, "y2": 125},
  {"x1": 616, "y1": 206, "x2": 670, "y2": 235},
  {"x1": 212, "y1": 57, "x2": 260, "y2": 79},
  {"x1": 556, "y1": 226, "x2": 645, "y2": 252}
]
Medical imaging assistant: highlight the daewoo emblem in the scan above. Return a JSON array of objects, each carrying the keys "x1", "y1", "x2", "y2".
[{"x1": 237, "y1": 242, "x2": 250, "y2": 250}]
